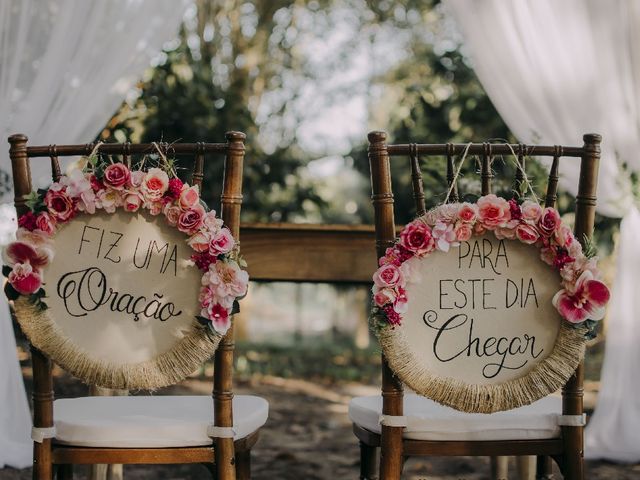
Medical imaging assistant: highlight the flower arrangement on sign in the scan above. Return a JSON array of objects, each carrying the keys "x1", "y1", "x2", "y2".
[
  {"x1": 2, "y1": 150, "x2": 247, "y2": 335},
  {"x1": 371, "y1": 194, "x2": 610, "y2": 339}
]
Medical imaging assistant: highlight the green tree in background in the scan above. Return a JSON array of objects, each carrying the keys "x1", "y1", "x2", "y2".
[{"x1": 101, "y1": 0, "x2": 599, "y2": 235}]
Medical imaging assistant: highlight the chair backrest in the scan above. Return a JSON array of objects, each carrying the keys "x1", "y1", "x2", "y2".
[
  {"x1": 368, "y1": 131, "x2": 601, "y2": 417},
  {"x1": 7, "y1": 132, "x2": 245, "y2": 447}
]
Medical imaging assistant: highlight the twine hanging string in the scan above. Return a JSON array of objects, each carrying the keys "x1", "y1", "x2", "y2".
[
  {"x1": 443, "y1": 142, "x2": 473, "y2": 204},
  {"x1": 503, "y1": 142, "x2": 540, "y2": 204},
  {"x1": 152, "y1": 142, "x2": 178, "y2": 179}
]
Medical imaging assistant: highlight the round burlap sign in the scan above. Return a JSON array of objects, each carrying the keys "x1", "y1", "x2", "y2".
[
  {"x1": 13, "y1": 210, "x2": 221, "y2": 390},
  {"x1": 370, "y1": 198, "x2": 611, "y2": 413}
]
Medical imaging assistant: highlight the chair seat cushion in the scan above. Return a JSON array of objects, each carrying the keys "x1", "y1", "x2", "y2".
[
  {"x1": 54, "y1": 395, "x2": 268, "y2": 448},
  {"x1": 349, "y1": 394, "x2": 562, "y2": 441}
]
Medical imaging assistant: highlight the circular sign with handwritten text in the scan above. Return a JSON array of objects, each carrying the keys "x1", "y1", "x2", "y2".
[
  {"x1": 44, "y1": 210, "x2": 203, "y2": 365},
  {"x1": 372, "y1": 199, "x2": 594, "y2": 413}
]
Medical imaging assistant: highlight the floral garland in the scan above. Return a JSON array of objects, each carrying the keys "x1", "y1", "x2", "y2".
[
  {"x1": 371, "y1": 194, "x2": 610, "y2": 338},
  {"x1": 2, "y1": 154, "x2": 247, "y2": 336}
]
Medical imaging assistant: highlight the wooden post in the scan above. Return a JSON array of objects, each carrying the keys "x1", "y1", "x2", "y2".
[
  {"x1": 213, "y1": 131, "x2": 245, "y2": 480},
  {"x1": 562, "y1": 133, "x2": 601, "y2": 480},
  {"x1": 368, "y1": 131, "x2": 404, "y2": 479}
]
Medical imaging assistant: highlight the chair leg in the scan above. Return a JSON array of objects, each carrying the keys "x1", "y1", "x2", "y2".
[
  {"x1": 215, "y1": 437, "x2": 236, "y2": 480},
  {"x1": 379, "y1": 426, "x2": 403, "y2": 480},
  {"x1": 57, "y1": 464, "x2": 73, "y2": 480},
  {"x1": 536, "y1": 456, "x2": 554, "y2": 479},
  {"x1": 33, "y1": 441, "x2": 54, "y2": 480},
  {"x1": 491, "y1": 456, "x2": 509, "y2": 480},
  {"x1": 516, "y1": 456, "x2": 535, "y2": 480},
  {"x1": 236, "y1": 449, "x2": 251, "y2": 480},
  {"x1": 359, "y1": 441, "x2": 379, "y2": 480},
  {"x1": 561, "y1": 449, "x2": 584, "y2": 480}
]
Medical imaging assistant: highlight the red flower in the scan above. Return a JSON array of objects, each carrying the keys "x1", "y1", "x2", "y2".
[
  {"x1": 167, "y1": 178, "x2": 184, "y2": 200},
  {"x1": 44, "y1": 187, "x2": 75, "y2": 222},
  {"x1": 103, "y1": 163, "x2": 131, "y2": 190},
  {"x1": 508, "y1": 199, "x2": 522, "y2": 221},
  {"x1": 399, "y1": 220, "x2": 435, "y2": 256},
  {"x1": 18, "y1": 212, "x2": 38, "y2": 231},
  {"x1": 383, "y1": 305, "x2": 402, "y2": 326}
]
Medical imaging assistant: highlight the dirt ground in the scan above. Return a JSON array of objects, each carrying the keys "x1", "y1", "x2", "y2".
[{"x1": 1, "y1": 371, "x2": 640, "y2": 480}]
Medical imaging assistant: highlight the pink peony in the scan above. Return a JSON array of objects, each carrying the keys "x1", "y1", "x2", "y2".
[
  {"x1": 141, "y1": 168, "x2": 169, "y2": 201},
  {"x1": 209, "y1": 228, "x2": 235, "y2": 255},
  {"x1": 177, "y1": 204, "x2": 205, "y2": 235},
  {"x1": 515, "y1": 222, "x2": 540, "y2": 244},
  {"x1": 8, "y1": 263, "x2": 42, "y2": 295},
  {"x1": 44, "y1": 187, "x2": 75, "y2": 222},
  {"x1": 432, "y1": 221, "x2": 459, "y2": 252},
  {"x1": 454, "y1": 222, "x2": 473, "y2": 242},
  {"x1": 203, "y1": 210, "x2": 224, "y2": 231},
  {"x1": 373, "y1": 263, "x2": 403, "y2": 289},
  {"x1": 477, "y1": 194, "x2": 511, "y2": 229},
  {"x1": 521, "y1": 200, "x2": 543, "y2": 223},
  {"x1": 147, "y1": 201, "x2": 164, "y2": 216},
  {"x1": 494, "y1": 221, "x2": 518, "y2": 240},
  {"x1": 458, "y1": 203, "x2": 478, "y2": 223},
  {"x1": 202, "y1": 259, "x2": 249, "y2": 300},
  {"x1": 164, "y1": 204, "x2": 182, "y2": 226},
  {"x1": 538, "y1": 207, "x2": 562, "y2": 237},
  {"x1": 35, "y1": 212, "x2": 57, "y2": 236},
  {"x1": 399, "y1": 220, "x2": 435, "y2": 256},
  {"x1": 552, "y1": 270, "x2": 610, "y2": 324},
  {"x1": 178, "y1": 185, "x2": 200, "y2": 210},
  {"x1": 96, "y1": 189, "x2": 122, "y2": 213},
  {"x1": 103, "y1": 163, "x2": 131, "y2": 190}
]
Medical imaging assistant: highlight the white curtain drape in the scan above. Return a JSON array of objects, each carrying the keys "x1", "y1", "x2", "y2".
[
  {"x1": 0, "y1": 0, "x2": 188, "y2": 469},
  {"x1": 446, "y1": 0, "x2": 640, "y2": 463}
]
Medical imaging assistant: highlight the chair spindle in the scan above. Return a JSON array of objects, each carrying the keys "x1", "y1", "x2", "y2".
[
  {"x1": 446, "y1": 143, "x2": 459, "y2": 203},
  {"x1": 514, "y1": 143, "x2": 526, "y2": 199},
  {"x1": 48, "y1": 145, "x2": 61, "y2": 182},
  {"x1": 481, "y1": 143, "x2": 493, "y2": 195},
  {"x1": 409, "y1": 143, "x2": 426, "y2": 216},
  {"x1": 193, "y1": 142, "x2": 205, "y2": 190},
  {"x1": 545, "y1": 147, "x2": 562, "y2": 208}
]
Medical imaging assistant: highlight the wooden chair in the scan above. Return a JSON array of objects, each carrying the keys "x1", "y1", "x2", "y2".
[
  {"x1": 8, "y1": 132, "x2": 267, "y2": 480},
  {"x1": 351, "y1": 130, "x2": 602, "y2": 480}
]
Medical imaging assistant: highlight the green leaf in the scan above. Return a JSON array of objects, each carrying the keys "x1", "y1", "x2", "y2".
[
  {"x1": 4, "y1": 282, "x2": 19, "y2": 301},
  {"x1": 231, "y1": 300, "x2": 240, "y2": 315},
  {"x1": 23, "y1": 191, "x2": 43, "y2": 212},
  {"x1": 195, "y1": 315, "x2": 210, "y2": 326},
  {"x1": 2, "y1": 265, "x2": 12, "y2": 278},
  {"x1": 582, "y1": 235, "x2": 598, "y2": 259}
]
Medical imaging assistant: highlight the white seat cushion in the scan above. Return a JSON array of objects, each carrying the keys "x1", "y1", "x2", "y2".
[
  {"x1": 349, "y1": 394, "x2": 562, "y2": 441},
  {"x1": 54, "y1": 395, "x2": 268, "y2": 448}
]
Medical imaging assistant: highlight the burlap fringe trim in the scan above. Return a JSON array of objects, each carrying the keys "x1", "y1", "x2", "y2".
[
  {"x1": 378, "y1": 322, "x2": 586, "y2": 413},
  {"x1": 14, "y1": 297, "x2": 222, "y2": 391}
]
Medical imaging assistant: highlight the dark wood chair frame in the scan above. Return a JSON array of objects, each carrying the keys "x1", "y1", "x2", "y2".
[
  {"x1": 8, "y1": 132, "x2": 255, "y2": 480},
  {"x1": 356, "y1": 130, "x2": 602, "y2": 480}
]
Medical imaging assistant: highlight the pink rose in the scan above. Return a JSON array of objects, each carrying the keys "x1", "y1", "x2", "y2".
[
  {"x1": 124, "y1": 193, "x2": 143, "y2": 212},
  {"x1": 373, "y1": 287, "x2": 396, "y2": 307},
  {"x1": 521, "y1": 200, "x2": 543, "y2": 223},
  {"x1": 494, "y1": 225, "x2": 517, "y2": 240},
  {"x1": 474, "y1": 222, "x2": 486, "y2": 235},
  {"x1": 177, "y1": 204, "x2": 205, "y2": 234},
  {"x1": 148, "y1": 201, "x2": 164, "y2": 216},
  {"x1": 454, "y1": 222, "x2": 473, "y2": 242},
  {"x1": 178, "y1": 185, "x2": 200, "y2": 210},
  {"x1": 400, "y1": 220, "x2": 435, "y2": 256},
  {"x1": 103, "y1": 163, "x2": 131, "y2": 190},
  {"x1": 35, "y1": 213, "x2": 57, "y2": 236},
  {"x1": 477, "y1": 194, "x2": 511, "y2": 229},
  {"x1": 554, "y1": 224, "x2": 574, "y2": 248},
  {"x1": 141, "y1": 168, "x2": 169, "y2": 201},
  {"x1": 188, "y1": 231, "x2": 211, "y2": 252},
  {"x1": 516, "y1": 222, "x2": 540, "y2": 244},
  {"x1": 458, "y1": 203, "x2": 478, "y2": 223},
  {"x1": 209, "y1": 228, "x2": 235, "y2": 255},
  {"x1": 538, "y1": 207, "x2": 562, "y2": 237},
  {"x1": 8, "y1": 263, "x2": 42, "y2": 295},
  {"x1": 44, "y1": 187, "x2": 75, "y2": 222},
  {"x1": 373, "y1": 263, "x2": 403, "y2": 289},
  {"x1": 163, "y1": 204, "x2": 182, "y2": 225}
]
